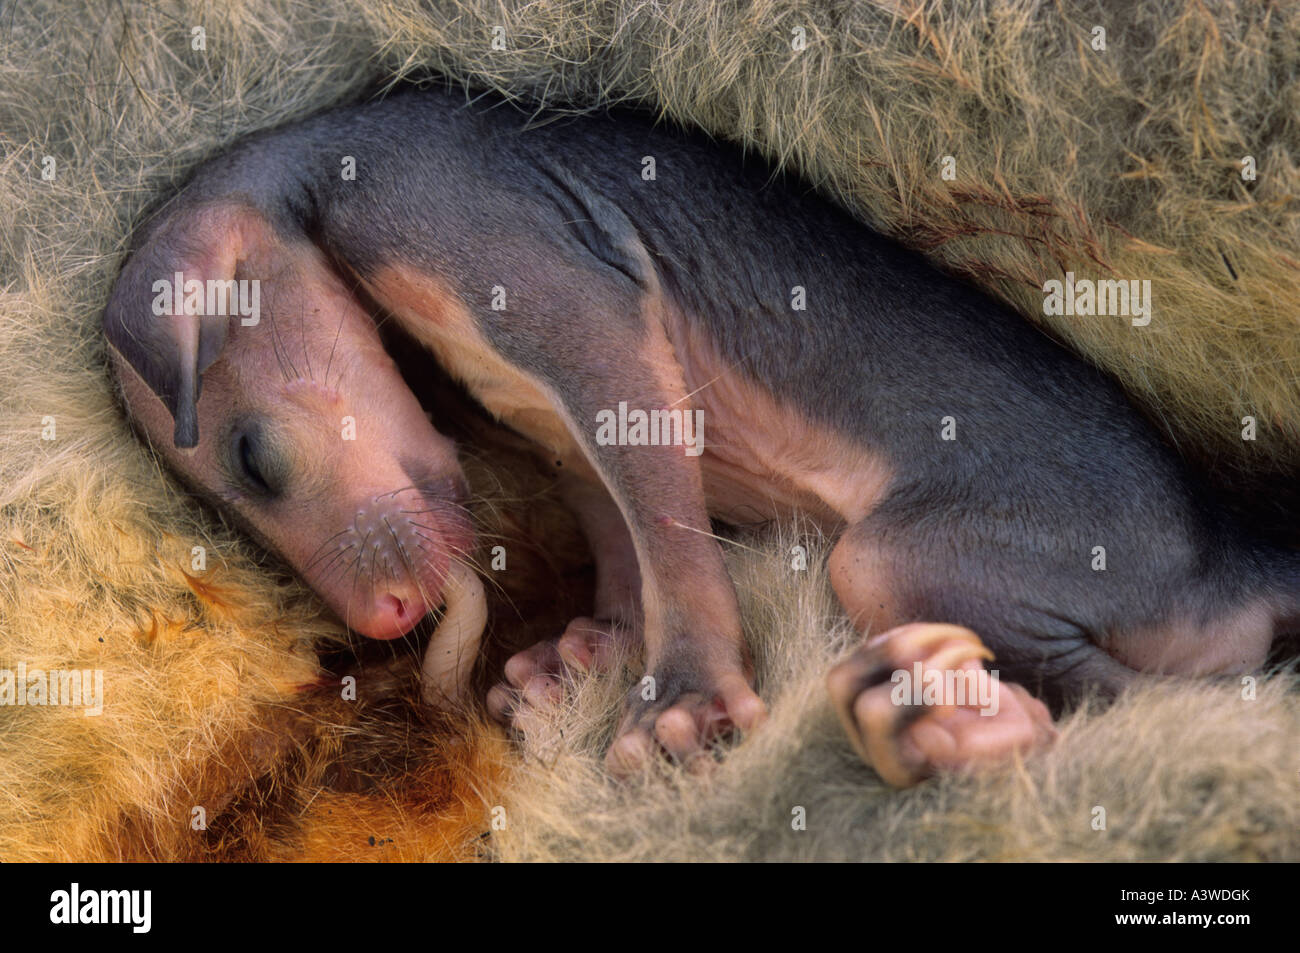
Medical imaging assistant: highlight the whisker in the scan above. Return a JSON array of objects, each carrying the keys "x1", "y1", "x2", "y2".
[
  {"x1": 301, "y1": 528, "x2": 356, "y2": 571},
  {"x1": 312, "y1": 544, "x2": 354, "y2": 582},
  {"x1": 263, "y1": 286, "x2": 299, "y2": 382},
  {"x1": 408, "y1": 532, "x2": 505, "y2": 603},
  {"x1": 324, "y1": 306, "x2": 347, "y2": 390},
  {"x1": 300, "y1": 297, "x2": 314, "y2": 383},
  {"x1": 658, "y1": 518, "x2": 767, "y2": 556},
  {"x1": 383, "y1": 515, "x2": 432, "y2": 609},
  {"x1": 349, "y1": 529, "x2": 373, "y2": 594}
]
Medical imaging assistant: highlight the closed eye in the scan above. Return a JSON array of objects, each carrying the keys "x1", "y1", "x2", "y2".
[
  {"x1": 230, "y1": 422, "x2": 282, "y2": 498},
  {"x1": 237, "y1": 432, "x2": 270, "y2": 493}
]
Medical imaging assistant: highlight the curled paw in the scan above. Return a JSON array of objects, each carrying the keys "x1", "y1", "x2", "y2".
[
  {"x1": 826, "y1": 622, "x2": 1056, "y2": 787},
  {"x1": 605, "y1": 658, "x2": 766, "y2": 777},
  {"x1": 486, "y1": 617, "x2": 628, "y2": 731}
]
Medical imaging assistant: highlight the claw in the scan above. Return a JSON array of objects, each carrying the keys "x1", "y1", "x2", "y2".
[
  {"x1": 915, "y1": 637, "x2": 996, "y2": 719},
  {"x1": 924, "y1": 640, "x2": 996, "y2": 680},
  {"x1": 892, "y1": 623, "x2": 991, "y2": 659}
]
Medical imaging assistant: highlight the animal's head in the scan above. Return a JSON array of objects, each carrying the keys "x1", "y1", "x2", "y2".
[{"x1": 104, "y1": 200, "x2": 474, "y2": 641}]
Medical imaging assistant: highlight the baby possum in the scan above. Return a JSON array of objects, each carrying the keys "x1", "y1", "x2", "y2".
[{"x1": 103, "y1": 88, "x2": 1300, "y2": 785}]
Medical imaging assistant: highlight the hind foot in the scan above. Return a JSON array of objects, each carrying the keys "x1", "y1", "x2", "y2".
[{"x1": 826, "y1": 622, "x2": 1055, "y2": 787}]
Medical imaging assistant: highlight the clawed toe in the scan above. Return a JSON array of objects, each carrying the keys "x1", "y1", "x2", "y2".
[{"x1": 828, "y1": 622, "x2": 1054, "y2": 787}]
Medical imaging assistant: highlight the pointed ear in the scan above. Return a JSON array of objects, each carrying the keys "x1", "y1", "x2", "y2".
[{"x1": 104, "y1": 203, "x2": 269, "y2": 448}]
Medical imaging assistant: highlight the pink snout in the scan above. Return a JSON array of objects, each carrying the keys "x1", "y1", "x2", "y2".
[
  {"x1": 308, "y1": 482, "x2": 472, "y2": 640},
  {"x1": 353, "y1": 592, "x2": 431, "y2": 640}
]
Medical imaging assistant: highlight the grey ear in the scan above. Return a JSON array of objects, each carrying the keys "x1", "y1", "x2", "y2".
[
  {"x1": 103, "y1": 216, "x2": 238, "y2": 449},
  {"x1": 169, "y1": 312, "x2": 229, "y2": 449}
]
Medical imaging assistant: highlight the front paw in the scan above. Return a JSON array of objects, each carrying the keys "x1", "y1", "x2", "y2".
[
  {"x1": 486, "y1": 616, "x2": 630, "y2": 730},
  {"x1": 605, "y1": 649, "x2": 767, "y2": 776}
]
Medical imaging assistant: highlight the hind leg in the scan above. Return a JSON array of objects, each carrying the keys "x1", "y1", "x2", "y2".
[{"x1": 825, "y1": 527, "x2": 1056, "y2": 787}]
